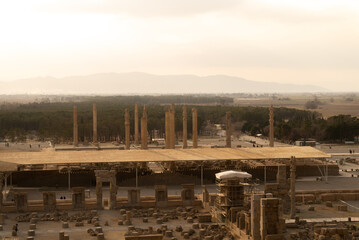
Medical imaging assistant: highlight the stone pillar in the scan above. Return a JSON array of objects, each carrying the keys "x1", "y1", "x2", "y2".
[
  {"x1": 73, "y1": 106, "x2": 78, "y2": 146},
  {"x1": 43, "y1": 192, "x2": 57, "y2": 212},
  {"x1": 0, "y1": 173, "x2": 4, "y2": 209},
  {"x1": 192, "y1": 108, "x2": 198, "y2": 148},
  {"x1": 125, "y1": 109, "x2": 130, "y2": 150},
  {"x1": 72, "y1": 187, "x2": 85, "y2": 210},
  {"x1": 181, "y1": 184, "x2": 195, "y2": 206},
  {"x1": 170, "y1": 104, "x2": 175, "y2": 149},
  {"x1": 141, "y1": 117, "x2": 148, "y2": 149},
  {"x1": 128, "y1": 189, "x2": 140, "y2": 206},
  {"x1": 260, "y1": 198, "x2": 283, "y2": 240},
  {"x1": 109, "y1": 170, "x2": 117, "y2": 210},
  {"x1": 251, "y1": 194, "x2": 262, "y2": 240},
  {"x1": 93, "y1": 103, "x2": 98, "y2": 144},
  {"x1": 155, "y1": 185, "x2": 168, "y2": 208},
  {"x1": 140, "y1": 106, "x2": 148, "y2": 149},
  {"x1": 14, "y1": 192, "x2": 28, "y2": 212},
  {"x1": 202, "y1": 185, "x2": 209, "y2": 203},
  {"x1": 226, "y1": 111, "x2": 231, "y2": 148},
  {"x1": 165, "y1": 111, "x2": 170, "y2": 149},
  {"x1": 183, "y1": 106, "x2": 187, "y2": 149},
  {"x1": 290, "y1": 156, "x2": 296, "y2": 219},
  {"x1": 134, "y1": 104, "x2": 139, "y2": 145},
  {"x1": 96, "y1": 179, "x2": 103, "y2": 210},
  {"x1": 277, "y1": 165, "x2": 287, "y2": 186},
  {"x1": 269, "y1": 105, "x2": 274, "y2": 147}
]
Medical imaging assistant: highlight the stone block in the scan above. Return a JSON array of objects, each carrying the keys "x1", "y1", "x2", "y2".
[
  {"x1": 28, "y1": 230, "x2": 35, "y2": 236},
  {"x1": 337, "y1": 205, "x2": 348, "y2": 211},
  {"x1": 97, "y1": 233, "x2": 105, "y2": 240},
  {"x1": 198, "y1": 214, "x2": 212, "y2": 223},
  {"x1": 62, "y1": 222, "x2": 69, "y2": 228},
  {"x1": 165, "y1": 231, "x2": 173, "y2": 237},
  {"x1": 29, "y1": 224, "x2": 36, "y2": 230},
  {"x1": 59, "y1": 231, "x2": 65, "y2": 240}
]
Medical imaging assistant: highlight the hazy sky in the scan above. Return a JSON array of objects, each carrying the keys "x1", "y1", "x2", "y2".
[{"x1": 0, "y1": 0, "x2": 358, "y2": 91}]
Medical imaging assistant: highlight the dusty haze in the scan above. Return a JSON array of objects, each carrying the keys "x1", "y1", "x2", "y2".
[{"x1": 0, "y1": 0, "x2": 358, "y2": 92}]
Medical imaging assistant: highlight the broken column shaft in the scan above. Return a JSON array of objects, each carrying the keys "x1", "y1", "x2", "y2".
[
  {"x1": 226, "y1": 111, "x2": 231, "y2": 148},
  {"x1": 134, "y1": 104, "x2": 139, "y2": 145},
  {"x1": 73, "y1": 106, "x2": 78, "y2": 146},
  {"x1": 192, "y1": 108, "x2": 198, "y2": 148},
  {"x1": 269, "y1": 105, "x2": 274, "y2": 147},
  {"x1": 183, "y1": 106, "x2": 187, "y2": 149},
  {"x1": 165, "y1": 111, "x2": 170, "y2": 149},
  {"x1": 93, "y1": 103, "x2": 97, "y2": 144},
  {"x1": 290, "y1": 156, "x2": 296, "y2": 219},
  {"x1": 125, "y1": 109, "x2": 130, "y2": 150},
  {"x1": 141, "y1": 106, "x2": 148, "y2": 149},
  {"x1": 170, "y1": 104, "x2": 175, "y2": 149}
]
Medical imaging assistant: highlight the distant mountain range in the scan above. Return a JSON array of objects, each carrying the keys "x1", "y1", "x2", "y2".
[{"x1": 0, "y1": 72, "x2": 327, "y2": 94}]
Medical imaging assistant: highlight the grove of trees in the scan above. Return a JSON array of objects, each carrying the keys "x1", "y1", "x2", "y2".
[{"x1": 0, "y1": 95, "x2": 358, "y2": 143}]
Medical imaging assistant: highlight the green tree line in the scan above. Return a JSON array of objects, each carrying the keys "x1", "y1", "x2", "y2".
[{"x1": 0, "y1": 96, "x2": 358, "y2": 143}]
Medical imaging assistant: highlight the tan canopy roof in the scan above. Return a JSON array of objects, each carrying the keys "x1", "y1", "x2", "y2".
[{"x1": 0, "y1": 146, "x2": 329, "y2": 169}]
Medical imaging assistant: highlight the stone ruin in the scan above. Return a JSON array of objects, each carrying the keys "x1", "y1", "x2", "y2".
[
  {"x1": 43, "y1": 191, "x2": 57, "y2": 212},
  {"x1": 14, "y1": 192, "x2": 28, "y2": 212},
  {"x1": 181, "y1": 184, "x2": 195, "y2": 206},
  {"x1": 95, "y1": 170, "x2": 117, "y2": 210},
  {"x1": 155, "y1": 185, "x2": 168, "y2": 208},
  {"x1": 128, "y1": 188, "x2": 140, "y2": 207},
  {"x1": 72, "y1": 187, "x2": 85, "y2": 210}
]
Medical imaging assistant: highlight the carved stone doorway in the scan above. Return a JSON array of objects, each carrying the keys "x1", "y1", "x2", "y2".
[{"x1": 94, "y1": 170, "x2": 117, "y2": 210}]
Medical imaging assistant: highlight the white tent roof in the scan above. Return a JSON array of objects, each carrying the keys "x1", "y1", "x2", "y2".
[{"x1": 215, "y1": 170, "x2": 252, "y2": 180}]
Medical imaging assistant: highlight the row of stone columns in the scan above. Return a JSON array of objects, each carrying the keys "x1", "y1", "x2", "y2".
[
  {"x1": 164, "y1": 104, "x2": 200, "y2": 149},
  {"x1": 73, "y1": 104, "x2": 98, "y2": 146},
  {"x1": 73, "y1": 103, "x2": 260, "y2": 149}
]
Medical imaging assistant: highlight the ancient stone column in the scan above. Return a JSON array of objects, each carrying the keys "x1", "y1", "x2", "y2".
[
  {"x1": 141, "y1": 106, "x2": 148, "y2": 149},
  {"x1": 73, "y1": 106, "x2": 78, "y2": 146},
  {"x1": 134, "y1": 104, "x2": 139, "y2": 145},
  {"x1": 170, "y1": 104, "x2": 175, "y2": 149},
  {"x1": 165, "y1": 111, "x2": 170, "y2": 149},
  {"x1": 95, "y1": 178, "x2": 103, "y2": 210},
  {"x1": 0, "y1": 173, "x2": 4, "y2": 208},
  {"x1": 125, "y1": 109, "x2": 130, "y2": 150},
  {"x1": 93, "y1": 103, "x2": 98, "y2": 144},
  {"x1": 290, "y1": 156, "x2": 296, "y2": 219},
  {"x1": 269, "y1": 105, "x2": 274, "y2": 147},
  {"x1": 226, "y1": 111, "x2": 231, "y2": 148},
  {"x1": 260, "y1": 198, "x2": 283, "y2": 240},
  {"x1": 141, "y1": 117, "x2": 148, "y2": 149},
  {"x1": 192, "y1": 108, "x2": 198, "y2": 148},
  {"x1": 109, "y1": 170, "x2": 117, "y2": 210},
  {"x1": 183, "y1": 106, "x2": 187, "y2": 149},
  {"x1": 251, "y1": 194, "x2": 262, "y2": 240}
]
